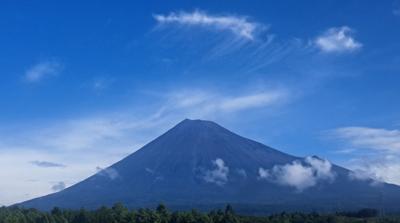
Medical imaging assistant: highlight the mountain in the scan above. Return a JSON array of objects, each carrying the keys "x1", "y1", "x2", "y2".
[{"x1": 17, "y1": 119, "x2": 400, "y2": 213}]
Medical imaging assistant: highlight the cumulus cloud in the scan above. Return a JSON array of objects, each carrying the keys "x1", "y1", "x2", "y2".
[
  {"x1": 153, "y1": 10, "x2": 263, "y2": 40},
  {"x1": 30, "y1": 161, "x2": 66, "y2": 168},
  {"x1": 96, "y1": 167, "x2": 120, "y2": 180},
  {"x1": 305, "y1": 156, "x2": 336, "y2": 180},
  {"x1": 258, "y1": 157, "x2": 335, "y2": 191},
  {"x1": 24, "y1": 60, "x2": 62, "y2": 83},
  {"x1": 203, "y1": 158, "x2": 229, "y2": 186},
  {"x1": 51, "y1": 181, "x2": 66, "y2": 192},
  {"x1": 315, "y1": 26, "x2": 362, "y2": 53}
]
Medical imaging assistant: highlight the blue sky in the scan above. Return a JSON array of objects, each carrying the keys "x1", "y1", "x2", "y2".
[{"x1": 1, "y1": 0, "x2": 400, "y2": 205}]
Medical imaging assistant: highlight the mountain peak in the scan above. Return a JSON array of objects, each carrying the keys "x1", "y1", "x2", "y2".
[
  {"x1": 173, "y1": 119, "x2": 224, "y2": 132},
  {"x1": 17, "y1": 119, "x2": 400, "y2": 212},
  {"x1": 179, "y1": 118, "x2": 218, "y2": 126}
]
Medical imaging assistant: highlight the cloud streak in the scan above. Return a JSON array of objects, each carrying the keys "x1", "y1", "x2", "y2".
[
  {"x1": 165, "y1": 88, "x2": 289, "y2": 117},
  {"x1": 30, "y1": 161, "x2": 66, "y2": 168},
  {"x1": 333, "y1": 127, "x2": 400, "y2": 154},
  {"x1": 24, "y1": 60, "x2": 63, "y2": 83},
  {"x1": 154, "y1": 10, "x2": 263, "y2": 40},
  {"x1": 315, "y1": 26, "x2": 362, "y2": 53}
]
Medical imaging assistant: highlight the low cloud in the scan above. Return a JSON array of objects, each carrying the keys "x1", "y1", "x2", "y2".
[
  {"x1": 203, "y1": 158, "x2": 229, "y2": 186},
  {"x1": 348, "y1": 169, "x2": 372, "y2": 181},
  {"x1": 30, "y1": 161, "x2": 66, "y2": 168},
  {"x1": 96, "y1": 167, "x2": 120, "y2": 180},
  {"x1": 24, "y1": 60, "x2": 63, "y2": 83},
  {"x1": 347, "y1": 156, "x2": 400, "y2": 186},
  {"x1": 154, "y1": 10, "x2": 263, "y2": 40},
  {"x1": 51, "y1": 181, "x2": 66, "y2": 192},
  {"x1": 259, "y1": 157, "x2": 335, "y2": 191},
  {"x1": 330, "y1": 126, "x2": 400, "y2": 186},
  {"x1": 315, "y1": 26, "x2": 362, "y2": 53}
]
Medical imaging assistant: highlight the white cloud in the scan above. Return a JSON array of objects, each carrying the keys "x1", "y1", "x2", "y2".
[
  {"x1": 334, "y1": 127, "x2": 400, "y2": 153},
  {"x1": 305, "y1": 156, "x2": 335, "y2": 181},
  {"x1": 259, "y1": 161, "x2": 315, "y2": 191},
  {"x1": 348, "y1": 169, "x2": 372, "y2": 181},
  {"x1": 24, "y1": 60, "x2": 62, "y2": 83},
  {"x1": 258, "y1": 167, "x2": 270, "y2": 179},
  {"x1": 258, "y1": 157, "x2": 335, "y2": 191},
  {"x1": 346, "y1": 156, "x2": 400, "y2": 186},
  {"x1": 315, "y1": 26, "x2": 362, "y2": 53},
  {"x1": 219, "y1": 92, "x2": 285, "y2": 112},
  {"x1": 166, "y1": 88, "x2": 288, "y2": 117},
  {"x1": 203, "y1": 158, "x2": 229, "y2": 186},
  {"x1": 153, "y1": 10, "x2": 262, "y2": 40},
  {"x1": 331, "y1": 126, "x2": 400, "y2": 186}
]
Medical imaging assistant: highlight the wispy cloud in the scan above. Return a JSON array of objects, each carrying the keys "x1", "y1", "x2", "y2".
[
  {"x1": 30, "y1": 161, "x2": 66, "y2": 168},
  {"x1": 151, "y1": 10, "x2": 316, "y2": 75},
  {"x1": 333, "y1": 127, "x2": 400, "y2": 154},
  {"x1": 331, "y1": 126, "x2": 400, "y2": 185},
  {"x1": 203, "y1": 158, "x2": 229, "y2": 186},
  {"x1": 315, "y1": 26, "x2": 362, "y2": 53},
  {"x1": 165, "y1": 88, "x2": 289, "y2": 117},
  {"x1": 258, "y1": 157, "x2": 335, "y2": 191},
  {"x1": 24, "y1": 60, "x2": 63, "y2": 83},
  {"x1": 153, "y1": 10, "x2": 263, "y2": 40}
]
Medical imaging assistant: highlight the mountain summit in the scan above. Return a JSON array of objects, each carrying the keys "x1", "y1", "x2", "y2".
[{"x1": 18, "y1": 119, "x2": 400, "y2": 213}]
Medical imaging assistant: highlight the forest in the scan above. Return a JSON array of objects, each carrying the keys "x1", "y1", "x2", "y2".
[{"x1": 1, "y1": 204, "x2": 400, "y2": 223}]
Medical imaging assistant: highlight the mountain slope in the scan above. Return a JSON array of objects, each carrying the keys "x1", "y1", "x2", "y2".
[{"x1": 17, "y1": 119, "x2": 400, "y2": 213}]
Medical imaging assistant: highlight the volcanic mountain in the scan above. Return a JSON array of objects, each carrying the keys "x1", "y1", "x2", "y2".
[{"x1": 18, "y1": 119, "x2": 400, "y2": 213}]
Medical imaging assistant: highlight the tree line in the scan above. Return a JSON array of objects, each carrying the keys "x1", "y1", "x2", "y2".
[{"x1": 0, "y1": 203, "x2": 399, "y2": 223}]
